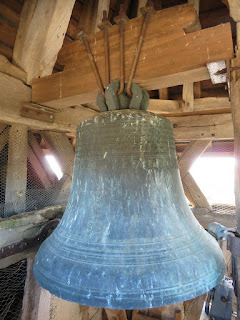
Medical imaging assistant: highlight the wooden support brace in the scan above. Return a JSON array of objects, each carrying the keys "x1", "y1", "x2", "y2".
[
  {"x1": 40, "y1": 132, "x2": 74, "y2": 176},
  {"x1": 4, "y1": 125, "x2": 28, "y2": 217},
  {"x1": 183, "y1": 173, "x2": 212, "y2": 211},
  {"x1": 28, "y1": 132, "x2": 56, "y2": 184},
  {"x1": 13, "y1": 0, "x2": 75, "y2": 84},
  {"x1": 178, "y1": 140, "x2": 212, "y2": 210},
  {"x1": 178, "y1": 140, "x2": 212, "y2": 178},
  {"x1": 28, "y1": 147, "x2": 52, "y2": 189}
]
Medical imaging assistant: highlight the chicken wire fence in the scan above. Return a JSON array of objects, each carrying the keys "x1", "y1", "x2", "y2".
[
  {"x1": 0, "y1": 125, "x2": 72, "y2": 218},
  {"x1": 0, "y1": 260, "x2": 27, "y2": 320}
]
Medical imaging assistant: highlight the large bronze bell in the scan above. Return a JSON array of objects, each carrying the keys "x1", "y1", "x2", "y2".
[{"x1": 34, "y1": 110, "x2": 225, "y2": 309}]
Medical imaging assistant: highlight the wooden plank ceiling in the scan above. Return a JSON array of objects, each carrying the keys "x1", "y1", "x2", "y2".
[{"x1": 31, "y1": 4, "x2": 233, "y2": 108}]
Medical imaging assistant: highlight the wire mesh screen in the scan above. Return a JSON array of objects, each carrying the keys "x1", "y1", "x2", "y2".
[
  {"x1": 0, "y1": 126, "x2": 9, "y2": 218},
  {"x1": 0, "y1": 259, "x2": 27, "y2": 320},
  {"x1": 0, "y1": 125, "x2": 72, "y2": 218}
]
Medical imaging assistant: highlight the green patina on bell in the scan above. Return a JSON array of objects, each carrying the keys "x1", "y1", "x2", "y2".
[{"x1": 34, "y1": 109, "x2": 225, "y2": 309}]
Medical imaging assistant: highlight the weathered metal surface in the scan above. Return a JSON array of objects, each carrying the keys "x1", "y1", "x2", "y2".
[
  {"x1": 208, "y1": 222, "x2": 228, "y2": 241},
  {"x1": 34, "y1": 110, "x2": 225, "y2": 309},
  {"x1": 77, "y1": 31, "x2": 105, "y2": 97},
  {"x1": 205, "y1": 277, "x2": 233, "y2": 320},
  {"x1": 227, "y1": 232, "x2": 240, "y2": 257}
]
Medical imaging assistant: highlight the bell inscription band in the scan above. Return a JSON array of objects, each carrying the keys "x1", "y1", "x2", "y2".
[{"x1": 34, "y1": 110, "x2": 225, "y2": 309}]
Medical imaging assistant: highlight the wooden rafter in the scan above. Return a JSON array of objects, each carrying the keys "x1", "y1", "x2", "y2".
[{"x1": 13, "y1": 0, "x2": 75, "y2": 84}]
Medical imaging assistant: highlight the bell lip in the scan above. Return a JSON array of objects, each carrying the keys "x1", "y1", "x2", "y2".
[{"x1": 33, "y1": 263, "x2": 225, "y2": 310}]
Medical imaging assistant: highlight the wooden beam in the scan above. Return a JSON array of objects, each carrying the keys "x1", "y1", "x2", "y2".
[
  {"x1": 40, "y1": 132, "x2": 74, "y2": 176},
  {"x1": 183, "y1": 173, "x2": 212, "y2": 210},
  {"x1": 158, "y1": 88, "x2": 168, "y2": 100},
  {"x1": 140, "y1": 67, "x2": 210, "y2": 91},
  {"x1": 32, "y1": 67, "x2": 212, "y2": 109},
  {"x1": 224, "y1": 0, "x2": 240, "y2": 22},
  {"x1": 0, "y1": 73, "x2": 97, "y2": 132},
  {"x1": 28, "y1": 147, "x2": 52, "y2": 189},
  {"x1": 28, "y1": 132, "x2": 56, "y2": 184},
  {"x1": 182, "y1": 0, "x2": 200, "y2": 114},
  {"x1": 4, "y1": 125, "x2": 28, "y2": 217},
  {"x1": 13, "y1": 0, "x2": 75, "y2": 84},
  {"x1": 31, "y1": 5, "x2": 233, "y2": 107},
  {"x1": 0, "y1": 74, "x2": 233, "y2": 140},
  {"x1": 0, "y1": 54, "x2": 26, "y2": 83},
  {"x1": 0, "y1": 205, "x2": 65, "y2": 248},
  {"x1": 178, "y1": 140, "x2": 212, "y2": 178},
  {"x1": 149, "y1": 97, "x2": 231, "y2": 115},
  {"x1": 169, "y1": 113, "x2": 233, "y2": 141},
  {"x1": 178, "y1": 139, "x2": 212, "y2": 210}
]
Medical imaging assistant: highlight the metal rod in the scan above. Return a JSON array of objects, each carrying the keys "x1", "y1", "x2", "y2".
[
  {"x1": 118, "y1": 19, "x2": 125, "y2": 95},
  {"x1": 102, "y1": 10, "x2": 110, "y2": 85},
  {"x1": 126, "y1": 11, "x2": 151, "y2": 96},
  {"x1": 82, "y1": 36, "x2": 105, "y2": 97}
]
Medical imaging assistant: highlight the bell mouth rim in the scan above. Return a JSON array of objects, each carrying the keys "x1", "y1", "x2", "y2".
[{"x1": 33, "y1": 262, "x2": 224, "y2": 310}]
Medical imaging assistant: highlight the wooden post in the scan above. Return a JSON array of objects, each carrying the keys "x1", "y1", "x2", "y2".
[
  {"x1": 4, "y1": 125, "x2": 28, "y2": 217},
  {"x1": 178, "y1": 140, "x2": 212, "y2": 211},
  {"x1": 159, "y1": 88, "x2": 169, "y2": 100},
  {"x1": 182, "y1": 0, "x2": 200, "y2": 112},
  {"x1": 21, "y1": 257, "x2": 86, "y2": 320},
  {"x1": 183, "y1": 293, "x2": 207, "y2": 320}
]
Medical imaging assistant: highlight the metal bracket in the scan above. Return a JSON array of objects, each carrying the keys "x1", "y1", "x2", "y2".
[
  {"x1": 227, "y1": 232, "x2": 240, "y2": 257},
  {"x1": 205, "y1": 276, "x2": 233, "y2": 320},
  {"x1": 0, "y1": 219, "x2": 60, "y2": 259},
  {"x1": 21, "y1": 103, "x2": 58, "y2": 123},
  {"x1": 208, "y1": 222, "x2": 228, "y2": 241}
]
